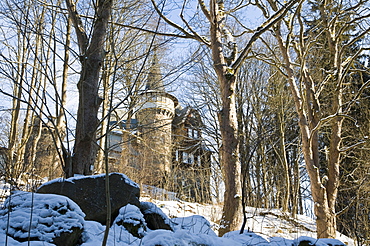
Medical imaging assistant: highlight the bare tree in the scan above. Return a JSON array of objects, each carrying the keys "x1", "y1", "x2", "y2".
[
  {"x1": 65, "y1": 0, "x2": 114, "y2": 176},
  {"x1": 336, "y1": 55, "x2": 370, "y2": 244},
  {"x1": 0, "y1": 0, "x2": 70, "y2": 183},
  {"x1": 259, "y1": 0, "x2": 370, "y2": 238},
  {"x1": 179, "y1": 48, "x2": 224, "y2": 203},
  {"x1": 142, "y1": 0, "x2": 300, "y2": 235}
]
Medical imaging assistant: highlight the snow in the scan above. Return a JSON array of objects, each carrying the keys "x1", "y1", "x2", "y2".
[
  {"x1": 116, "y1": 204, "x2": 146, "y2": 227},
  {"x1": 139, "y1": 229, "x2": 238, "y2": 246},
  {"x1": 0, "y1": 181, "x2": 355, "y2": 246},
  {"x1": 140, "y1": 201, "x2": 172, "y2": 226},
  {"x1": 139, "y1": 197, "x2": 354, "y2": 246},
  {"x1": 0, "y1": 180, "x2": 11, "y2": 202},
  {"x1": 114, "y1": 204, "x2": 147, "y2": 238},
  {"x1": 223, "y1": 231, "x2": 270, "y2": 245},
  {"x1": 292, "y1": 236, "x2": 347, "y2": 246},
  {"x1": 0, "y1": 191, "x2": 84, "y2": 245},
  {"x1": 234, "y1": 194, "x2": 241, "y2": 199},
  {"x1": 172, "y1": 215, "x2": 217, "y2": 236},
  {"x1": 141, "y1": 185, "x2": 177, "y2": 201}
]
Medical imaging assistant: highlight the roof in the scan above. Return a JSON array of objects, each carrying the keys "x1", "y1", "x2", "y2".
[{"x1": 173, "y1": 106, "x2": 203, "y2": 127}]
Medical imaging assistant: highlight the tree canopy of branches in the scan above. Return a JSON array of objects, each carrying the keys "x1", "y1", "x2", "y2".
[
  {"x1": 257, "y1": 0, "x2": 370, "y2": 238},
  {"x1": 0, "y1": 0, "x2": 369, "y2": 242}
]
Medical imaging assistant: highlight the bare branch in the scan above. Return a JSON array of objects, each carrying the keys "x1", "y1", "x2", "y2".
[
  {"x1": 64, "y1": 0, "x2": 88, "y2": 54},
  {"x1": 198, "y1": 0, "x2": 211, "y2": 21},
  {"x1": 180, "y1": 1, "x2": 211, "y2": 46},
  {"x1": 150, "y1": 0, "x2": 204, "y2": 42},
  {"x1": 310, "y1": 113, "x2": 356, "y2": 138},
  {"x1": 232, "y1": 0, "x2": 302, "y2": 71},
  {"x1": 113, "y1": 22, "x2": 194, "y2": 39},
  {"x1": 339, "y1": 141, "x2": 367, "y2": 153},
  {"x1": 227, "y1": 12, "x2": 254, "y2": 35},
  {"x1": 344, "y1": 77, "x2": 370, "y2": 113},
  {"x1": 340, "y1": 27, "x2": 370, "y2": 56}
]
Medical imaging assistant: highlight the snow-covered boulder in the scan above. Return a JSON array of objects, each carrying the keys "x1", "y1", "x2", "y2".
[
  {"x1": 37, "y1": 172, "x2": 140, "y2": 225},
  {"x1": 140, "y1": 201, "x2": 173, "y2": 231},
  {"x1": 140, "y1": 229, "x2": 239, "y2": 246},
  {"x1": 114, "y1": 204, "x2": 147, "y2": 238},
  {"x1": 0, "y1": 191, "x2": 85, "y2": 246}
]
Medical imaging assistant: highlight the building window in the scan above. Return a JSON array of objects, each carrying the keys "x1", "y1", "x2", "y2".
[
  {"x1": 187, "y1": 128, "x2": 192, "y2": 138},
  {"x1": 187, "y1": 128, "x2": 200, "y2": 139},
  {"x1": 182, "y1": 152, "x2": 187, "y2": 163},
  {"x1": 183, "y1": 152, "x2": 194, "y2": 164}
]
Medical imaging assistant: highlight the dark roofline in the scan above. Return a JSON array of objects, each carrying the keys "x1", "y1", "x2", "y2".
[{"x1": 173, "y1": 106, "x2": 204, "y2": 127}]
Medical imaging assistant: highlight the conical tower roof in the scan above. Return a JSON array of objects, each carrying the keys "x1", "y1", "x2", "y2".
[
  {"x1": 139, "y1": 52, "x2": 178, "y2": 109},
  {"x1": 146, "y1": 53, "x2": 164, "y2": 91}
]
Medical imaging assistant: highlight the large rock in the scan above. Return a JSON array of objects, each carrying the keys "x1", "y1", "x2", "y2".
[
  {"x1": 37, "y1": 172, "x2": 140, "y2": 225},
  {"x1": 0, "y1": 191, "x2": 84, "y2": 246},
  {"x1": 114, "y1": 204, "x2": 147, "y2": 238},
  {"x1": 140, "y1": 201, "x2": 173, "y2": 231}
]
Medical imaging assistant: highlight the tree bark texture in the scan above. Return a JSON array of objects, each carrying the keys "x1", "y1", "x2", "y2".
[
  {"x1": 209, "y1": 0, "x2": 242, "y2": 236},
  {"x1": 217, "y1": 74, "x2": 243, "y2": 236},
  {"x1": 72, "y1": 55, "x2": 102, "y2": 175},
  {"x1": 65, "y1": 0, "x2": 113, "y2": 176}
]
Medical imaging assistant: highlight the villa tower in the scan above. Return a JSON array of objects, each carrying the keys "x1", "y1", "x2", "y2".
[
  {"x1": 116, "y1": 55, "x2": 211, "y2": 202},
  {"x1": 134, "y1": 56, "x2": 178, "y2": 187}
]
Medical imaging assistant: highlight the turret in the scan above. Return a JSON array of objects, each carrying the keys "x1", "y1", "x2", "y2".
[{"x1": 135, "y1": 55, "x2": 178, "y2": 187}]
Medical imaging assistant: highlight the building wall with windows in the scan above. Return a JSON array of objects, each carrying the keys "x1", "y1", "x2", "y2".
[
  {"x1": 113, "y1": 102, "x2": 212, "y2": 203},
  {"x1": 110, "y1": 55, "x2": 212, "y2": 202},
  {"x1": 133, "y1": 90, "x2": 177, "y2": 187},
  {"x1": 171, "y1": 106, "x2": 212, "y2": 202}
]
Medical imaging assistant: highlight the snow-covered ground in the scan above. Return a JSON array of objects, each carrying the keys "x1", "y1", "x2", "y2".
[
  {"x1": 0, "y1": 179, "x2": 355, "y2": 246},
  {"x1": 140, "y1": 196, "x2": 354, "y2": 245},
  {"x1": 78, "y1": 197, "x2": 353, "y2": 246}
]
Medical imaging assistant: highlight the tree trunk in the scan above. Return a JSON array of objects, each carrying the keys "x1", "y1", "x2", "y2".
[
  {"x1": 278, "y1": 111, "x2": 290, "y2": 212},
  {"x1": 57, "y1": 16, "x2": 71, "y2": 177},
  {"x1": 274, "y1": 24, "x2": 338, "y2": 237},
  {"x1": 72, "y1": 53, "x2": 103, "y2": 175},
  {"x1": 208, "y1": 0, "x2": 242, "y2": 236},
  {"x1": 66, "y1": 0, "x2": 113, "y2": 176},
  {"x1": 291, "y1": 147, "x2": 300, "y2": 216},
  {"x1": 217, "y1": 74, "x2": 243, "y2": 236},
  {"x1": 95, "y1": 60, "x2": 112, "y2": 174},
  {"x1": 323, "y1": 87, "x2": 343, "y2": 238},
  {"x1": 8, "y1": 27, "x2": 29, "y2": 182}
]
